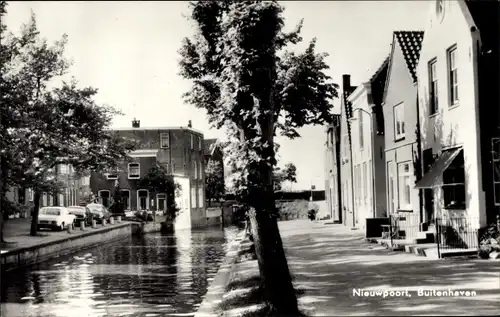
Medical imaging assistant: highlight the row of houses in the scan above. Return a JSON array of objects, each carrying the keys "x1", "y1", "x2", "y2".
[
  {"x1": 6, "y1": 119, "x2": 225, "y2": 229},
  {"x1": 325, "y1": 0, "x2": 499, "y2": 241}
]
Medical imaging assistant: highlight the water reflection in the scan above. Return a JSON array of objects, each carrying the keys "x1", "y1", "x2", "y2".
[{"x1": 1, "y1": 226, "x2": 239, "y2": 317}]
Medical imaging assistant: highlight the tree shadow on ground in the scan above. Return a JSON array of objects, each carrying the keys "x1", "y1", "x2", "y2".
[{"x1": 284, "y1": 231, "x2": 500, "y2": 316}]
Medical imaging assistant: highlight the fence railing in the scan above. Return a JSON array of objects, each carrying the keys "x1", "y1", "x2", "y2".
[
  {"x1": 388, "y1": 212, "x2": 421, "y2": 243},
  {"x1": 435, "y1": 217, "x2": 479, "y2": 254}
]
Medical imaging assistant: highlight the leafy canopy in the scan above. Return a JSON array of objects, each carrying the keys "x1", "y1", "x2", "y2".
[
  {"x1": 179, "y1": 1, "x2": 338, "y2": 200},
  {"x1": 138, "y1": 166, "x2": 181, "y2": 219},
  {"x1": 205, "y1": 159, "x2": 225, "y2": 204},
  {"x1": 0, "y1": 6, "x2": 136, "y2": 195}
]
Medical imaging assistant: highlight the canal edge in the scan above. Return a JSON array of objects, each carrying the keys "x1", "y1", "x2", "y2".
[{"x1": 194, "y1": 229, "x2": 247, "y2": 317}]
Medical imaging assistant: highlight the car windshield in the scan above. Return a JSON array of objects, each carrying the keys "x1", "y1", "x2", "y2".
[
  {"x1": 68, "y1": 207, "x2": 84, "y2": 213},
  {"x1": 41, "y1": 208, "x2": 61, "y2": 216}
]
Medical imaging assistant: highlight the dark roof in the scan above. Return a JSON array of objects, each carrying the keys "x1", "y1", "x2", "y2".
[
  {"x1": 465, "y1": 0, "x2": 500, "y2": 54},
  {"x1": 393, "y1": 31, "x2": 424, "y2": 83},
  {"x1": 344, "y1": 86, "x2": 357, "y2": 120},
  {"x1": 369, "y1": 57, "x2": 390, "y2": 135},
  {"x1": 204, "y1": 138, "x2": 218, "y2": 156}
]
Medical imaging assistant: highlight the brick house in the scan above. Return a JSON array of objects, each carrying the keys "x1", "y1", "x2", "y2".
[
  {"x1": 382, "y1": 31, "x2": 424, "y2": 232},
  {"x1": 90, "y1": 119, "x2": 207, "y2": 229},
  {"x1": 415, "y1": 0, "x2": 500, "y2": 229},
  {"x1": 325, "y1": 114, "x2": 342, "y2": 223}
]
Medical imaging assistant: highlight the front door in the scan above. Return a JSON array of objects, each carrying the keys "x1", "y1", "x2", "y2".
[{"x1": 424, "y1": 189, "x2": 434, "y2": 224}]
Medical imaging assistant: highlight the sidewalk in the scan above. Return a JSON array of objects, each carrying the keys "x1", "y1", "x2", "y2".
[
  {"x1": 1, "y1": 218, "x2": 131, "y2": 253},
  {"x1": 279, "y1": 220, "x2": 500, "y2": 316}
]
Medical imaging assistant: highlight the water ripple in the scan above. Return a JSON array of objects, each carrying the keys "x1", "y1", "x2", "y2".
[{"x1": 1, "y1": 226, "x2": 240, "y2": 317}]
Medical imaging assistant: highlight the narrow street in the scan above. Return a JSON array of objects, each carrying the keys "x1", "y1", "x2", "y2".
[{"x1": 278, "y1": 220, "x2": 500, "y2": 316}]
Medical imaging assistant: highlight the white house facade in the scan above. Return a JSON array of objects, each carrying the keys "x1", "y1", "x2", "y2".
[{"x1": 415, "y1": 0, "x2": 493, "y2": 229}]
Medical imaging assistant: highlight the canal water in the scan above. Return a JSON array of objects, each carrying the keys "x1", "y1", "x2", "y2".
[{"x1": 1, "y1": 225, "x2": 241, "y2": 317}]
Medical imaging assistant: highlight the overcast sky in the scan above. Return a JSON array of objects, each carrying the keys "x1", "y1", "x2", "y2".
[{"x1": 4, "y1": 1, "x2": 431, "y2": 191}]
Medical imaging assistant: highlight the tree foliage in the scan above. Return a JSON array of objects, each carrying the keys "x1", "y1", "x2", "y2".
[
  {"x1": 138, "y1": 166, "x2": 181, "y2": 221},
  {"x1": 273, "y1": 162, "x2": 297, "y2": 191},
  {"x1": 0, "y1": 3, "x2": 137, "y2": 238},
  {"x1": 179, "y1": 1, "x2": 337, "y2": 199},
  {"x1": 205, "y1": 159, "x2": 225, "y2": 206}
]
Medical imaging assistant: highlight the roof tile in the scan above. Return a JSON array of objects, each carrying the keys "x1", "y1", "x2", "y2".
[{"x1": 394, "y1": 31, "x2": 424, "y2": 83}]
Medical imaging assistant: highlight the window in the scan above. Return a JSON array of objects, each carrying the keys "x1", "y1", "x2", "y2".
[
  {"x1": 448, "y1": 46, "x2": 458, "y2": 105},
  {"x1": 120, "y1": 190, "x2": 130, "y2": 210},
  {"x1": 42, "y1": 193, "x2": 47, "y2": 206},
  {"x1": 98, "y1": 190, "x2": 110, "y2": 207},
  {"x1": 157, "y1": 193, "x2": 166, "y2": 212},
  {"x1": 398, "y1": 162, "x2": 412, "y2": 210},
  {"x1": 28, "y1": 189, "x2": 34, "y2": 202},
  {"x1": 137, "y1": 190, "x2": 148, "y2": 210},
  {"x1": 128, "y1": 163, "x2": 140, "y2": 179},
  {"x1": 106, "y1": 168, "x2": 119, "y2": 180},
  {"x1": 194, "y1": 161, "x2": 198, "y2": 179},
  {"x1": 199, "y1": 136, "x2": 202, "y2": 150},
  {"x1": 48, "y1": 195, "x2": 53, "y2": 206},
  {"x1": 81, "y1": 176, "x2": 90, "y2": 186},
  {"x1": 172, "y1": 163, "x2": 176, "y2": 174},
  {"x1": 58, "y1": 164, "x2": 69, "y2": 174},
  {"x1": 198, "y1": 187, "x2": 204, "y2": 208},
  {"x1": 191, "y1": 187, "x2": 197, "y2": 208},
  {"x1": 160, "y1": 133, "x2": 170, "y2": 148},
  {"x1": 359, "y1": 111, "x2": 364, "y2": 149},
  {"x1": 442, "y1": 150, "x2": 465, "y2": 209},
  {"x1": 363, "y1": 162, "x2": 367, "y2": 203},
  {"x1": 190, "y1": 134, "x2": 194, "y2": 149},
  {"x1": 199, "y1": 161, "x2": 203, "y2": 179},
  {"x1": 343, "y1": 134, "x2": 349, "y2": 160},
  {"x1": 429, "y1": 60, "x2": 438, "y2": 115},
  {"x1": 493, "y1": 138, "x2": 500, "y2": 206},
  {"x1": 394, "y1": 103, "x2": 405, "y2": 140}
]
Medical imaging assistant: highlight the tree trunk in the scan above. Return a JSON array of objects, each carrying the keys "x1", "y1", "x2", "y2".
[
  {"x1": 30, "y1": 191, "x2": 41, "y2": 236},
  {"x1": 249, "y1": 205, "x2": 300, "y2": 316},
  {"x1": 247, "y1": 161, "x2": 300, "y2": 315}
]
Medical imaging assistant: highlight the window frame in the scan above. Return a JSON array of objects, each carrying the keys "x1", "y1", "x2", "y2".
[
  {"x1": 137, "y1": 189, "x2": 149, "y2": 210},
  {"x1": 119, "y1": 189, "x2": 131, "y2": 210},
  {"x1": 397, "y1": 161, "x2": 412, "y2": 210},
  {"x1": 429, "y1": 59, "x2": 439, "y2": 115},
  {"x1": 442, "y1": 150, "x2": 466, "y2": 210},
  {"x1": 358, "y1": 111, "x2": 364, "y2": 150},
  {"x1": 447, "y1": 45, "x2": 459, "y2": 106},
  {"x1": 160, "y1": 133, "x2": 170, "y2": 149},
  {"x1": 190, "y1": 134, "x2": 194, "y2": 150},
  {"x1": 194, "y1": 161, "x2": 198, "y2": 179},
  {"x1": 127, "y1": 163, "x2": 140, "y2": 179},
  {"x1": 393, "y1": 102, "x2": 405, "y2": 141},
  {"x1": 198, "y1": 136, "x2": 202, "y2": 151},
  {"x1": 191, "y1": 187, "x2": 197, "y2": 208},
  {"x1": 492, "y1": 138, "x2": 500, "y2": 206},
  {"x1": 198, "y1": 187, "x2": 204, "y2": 208}
]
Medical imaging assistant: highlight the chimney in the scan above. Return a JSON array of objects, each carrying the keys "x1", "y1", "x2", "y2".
[
  {"x1": 188, "y1": 120, "x2": 192, "y2": 128},
  {"x1": 342, "y1": 74, "x2": 351, "y2": 92},
  {"x1": 132, "y1": 118, "x2": 140, "y2": 128}
]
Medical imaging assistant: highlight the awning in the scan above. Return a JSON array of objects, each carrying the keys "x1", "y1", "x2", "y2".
[{"x1": 414, "y1": 147, "x2": 463, "y2": 189}]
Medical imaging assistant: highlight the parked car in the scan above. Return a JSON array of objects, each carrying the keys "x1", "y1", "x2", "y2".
[
  {"x1": 38, "y1": 207, "x2": 76, "y2": 231},
  {"x1": 67, "y1": 206, "x2": 92, "y2": 226},
  {"x1": 86, "y1": 203, "x2": 111, "y2": 224}
]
